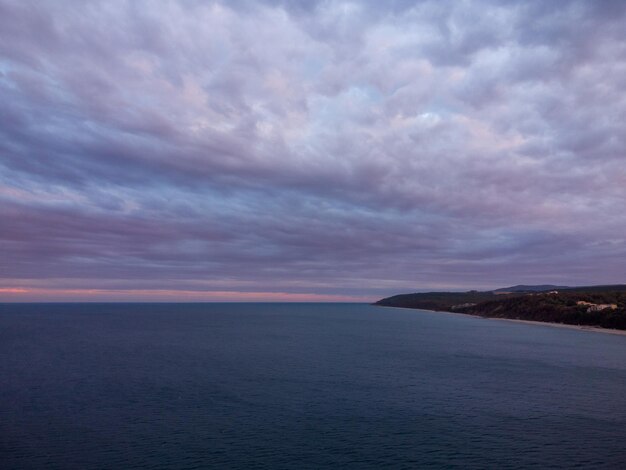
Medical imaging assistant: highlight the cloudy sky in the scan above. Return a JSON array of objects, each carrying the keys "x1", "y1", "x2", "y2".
[{"x1": 1, "y1": 0, "x2": 625, "y2": 301}]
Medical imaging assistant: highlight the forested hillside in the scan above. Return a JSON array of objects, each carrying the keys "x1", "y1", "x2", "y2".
[{"x1": 376, "y1": 285, "x2": 626, "y2": 330}]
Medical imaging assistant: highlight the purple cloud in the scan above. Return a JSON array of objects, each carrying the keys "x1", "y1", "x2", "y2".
[{"x1": 1, "y1": 0, "x2": 625, "y2": 301}]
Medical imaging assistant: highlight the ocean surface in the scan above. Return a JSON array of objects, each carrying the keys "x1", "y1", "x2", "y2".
[{"x1": 1, "y1": 303, "x2": 626, "y2": 469}]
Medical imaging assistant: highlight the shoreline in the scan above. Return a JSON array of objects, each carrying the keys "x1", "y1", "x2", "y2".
[{"x1": 377, "y1": 305, "x2": 626, "y2": 337}]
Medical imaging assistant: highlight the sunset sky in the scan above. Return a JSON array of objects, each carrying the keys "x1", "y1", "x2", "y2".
[{"x1": 1, "y1": 0, "x2": 625, "y2": 302}]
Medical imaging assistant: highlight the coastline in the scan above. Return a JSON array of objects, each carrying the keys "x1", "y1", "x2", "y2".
[{"x1": 377, "y1": 305, "x2": 626, "y2": 337}]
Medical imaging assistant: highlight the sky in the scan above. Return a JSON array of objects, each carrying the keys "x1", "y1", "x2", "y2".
[{"x1": 1, "y1": 0, "x2": 625, "y2": 302}]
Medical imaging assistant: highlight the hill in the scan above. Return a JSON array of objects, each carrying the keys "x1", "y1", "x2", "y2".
[
  {"x1": 375, "y1": 285, "x2": 626, "y2": 330},
  {"x1": 493, "y1": 285, "x2": 570, "y2": 293},
  {"x1": 375, "y1": 290, "x2": 517, "y2": 311}
]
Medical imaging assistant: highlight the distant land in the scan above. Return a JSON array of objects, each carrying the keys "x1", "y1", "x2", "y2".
[
  {"x1": 375, "y1": 285, "x2": 626, "y2": 330},
  {"x1": 492, "y1": 284, "x2": 571, "y2": 293}
]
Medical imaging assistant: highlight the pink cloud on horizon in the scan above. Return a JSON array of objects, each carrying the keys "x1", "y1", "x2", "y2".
[{"x1": 0, "y1": 287, "x2": 370, "y2": 303}]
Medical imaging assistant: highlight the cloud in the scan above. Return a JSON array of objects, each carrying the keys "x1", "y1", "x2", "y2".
[{"x1": 1, "y1": 0, "x2": 625, "y2": 300}]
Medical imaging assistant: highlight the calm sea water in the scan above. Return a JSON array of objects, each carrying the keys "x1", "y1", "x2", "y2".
[{"x1": 1, "y1": 303, "x2": 626, "y2": 469}]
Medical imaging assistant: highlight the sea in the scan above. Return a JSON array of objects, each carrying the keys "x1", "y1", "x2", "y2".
[{"x1": 1, "y1": 302, "x2": 626, "y2": 469}]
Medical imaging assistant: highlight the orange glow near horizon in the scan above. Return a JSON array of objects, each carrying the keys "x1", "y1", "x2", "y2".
[{"x1": 0, "y1": 287, "x2": 370, "y2": 303}]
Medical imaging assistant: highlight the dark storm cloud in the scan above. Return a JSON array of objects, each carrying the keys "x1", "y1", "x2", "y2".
[{"x1": 1, "y1": 0, "x2": 625, "y2": 300}]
